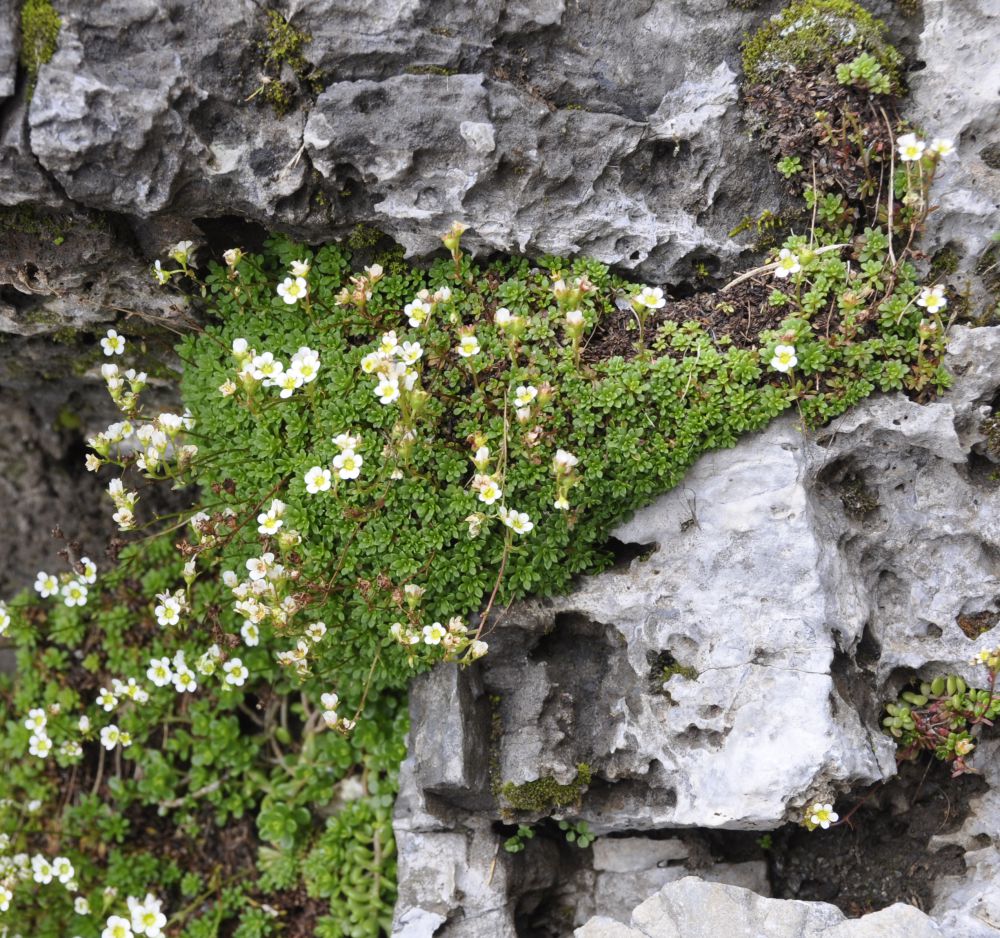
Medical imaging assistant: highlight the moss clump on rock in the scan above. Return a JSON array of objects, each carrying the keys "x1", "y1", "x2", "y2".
[
  {"x1": 19, "y1": 0, "x2": 61, "y2": 100},
  {"x1": 255, "y1": 10, "x2": 323, "y2": 116},
  {"x1": 500, "y1": 764, "x2": 593, "y2": 814},
  {"x1": 741, "y1": 0, "x2": 903, "y2": 89}
]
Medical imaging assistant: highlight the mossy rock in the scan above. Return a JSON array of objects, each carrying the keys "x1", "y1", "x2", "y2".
[
  {"x1": 19, "y1": 0, "x2": 61, "y2": 100},
  {"x1": 741, "y1": 0, "x2": 903, "y2": 89},
  {"x1": 500, "y1": 764, "x2": 592, "y2": 814}
]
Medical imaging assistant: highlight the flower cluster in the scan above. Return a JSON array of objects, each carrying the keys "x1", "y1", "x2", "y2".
[
  {"x1": 226, "y1": 340, "x2": 322, "y2": 399},
  {"x1": 304, "y1": 434, "x2": 365, "y2": 495},
  {"x1": 552, "y1": 448, "x2": 580, "y2": 511},
  {"x1": 403, "y1": 286, "x2": 451, "y2": 328},
  {"x1": 389, "y1": 614, "x2": 487, "y2": 665},
  {"x1": 465, "y1": 442, "x2": 534, "y2": 540},
  {"x1": 896, "y1": 132, "x2": 954, "y2": 163},
  {"x1": 361, "y1": 331, "x2": 425, "y2": 407},
  {"x1": 335, "y1": 263, "x2": 384, "y2": 312}
]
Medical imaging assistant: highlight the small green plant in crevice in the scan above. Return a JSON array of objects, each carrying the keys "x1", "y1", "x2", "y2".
[
  {"x1": 247, "y1": 9, "x2": 323, "y2": 116},
  {"x1": 884, "y1": 649, "x2": 1000, "y2": 778},
  {"x1": 503, "y1": 824, "x2": 536, "y2": 853},
  {"x1": 19, "y1": 0, "x2": 61, "y2": 100},
  {"x1": 741, "y1": 0, "x2": 903, "y2": 89},
  {"x1": 557, "y1": 819, "x2": 595, "y2": 848},
  {"x1": 836, "y1": 51, "x2": 892, "y2": 95},
  {"x1": 499, "y1": 765, "x2": 593, "y2": 816}
]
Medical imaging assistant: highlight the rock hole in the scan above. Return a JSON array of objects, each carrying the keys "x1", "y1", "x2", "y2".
[
  {"x1": 855, "y1": 622, "x2": 882, "y2": 670},
  {"x1": 768, "y1": 760, "x2": 984, "y2": 915},
  {"x1": 603, "y1": 536, "x2": 658, "y2": 573}
]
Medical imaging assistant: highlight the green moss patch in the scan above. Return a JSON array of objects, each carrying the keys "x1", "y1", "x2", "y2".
[
  {"x1": 19, "y1": 0, "x2": 61, "y2": 100},
  {"x1": 741, "y1": 0, "x2": 903, "y2": 90}
]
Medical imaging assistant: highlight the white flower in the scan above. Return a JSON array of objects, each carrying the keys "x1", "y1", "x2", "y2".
[
  {"x1": 456, "y1": 334, "x2": 481, "y2": 358},
  {"x1": 770, "y1": 344, "x2": 798, "y2": 373},
  {"x1": 929, "y1": 137, "x2": 955, "y2": 158},
  {"x1": 35, "y1": 571, "x2": 59, "y2": 598},
  {"x1": 405, "y1": 297, "x2": 432, "y2": 327},
  {"x1": 29, "y1": 733, "x2": 52, "y2": 758},
  {"x1": 290, "y1": 345, "x2": 321, "y2": 382},
  {"x1": 554, "y1": 495, "x2": 570, "y2": 510},
  {"x1": 129, "y1": 893, "x2": 167, "y2": 937},
  {"x1": 333, "y1": 449, "x2": 363, "y2": 480},
  {"x1": 103, "y1": 915, "x2": 134, "y2": 938},
  {"x1": 172, "y1": 667, "x2": 197, "y2": 693},
  {"x1": 257, "y1": 510, "x2": 283, "y2": 536},
  {"x1": 494, "y1": 307, "x2": 513, "y2": 327},
  {"x1": 246, "y1": 552, "x2": 275, "y2": 581},
  {"x1": 274, "y1": 370, "x2": 304, "y2": 398},
  {"x1": 32, "y1": 853, "x2": 54, "y2": 884},
  {"x1": 276, "y1": 276, "x2": 309, "y2": 304},
  {"x1": 304, "y1": 466, "x2": 332, "y2": 494},
  {"x1": 916, "y1": 284, "x2": 947, "y2": 314},
  {"x1": 473, "y1": 446, "x2": 490, "y2": 469},
  {"x1": 808, "y1": 802, "x2": 839, "y2": 829},
  {"x1": 306, "y1": 621, "x2": 327, "y2": 642},
  {"x1": 477, "y1": 478, "x2": 502, "y2": 505},
  {"x1": 75, "y1": 896, "x2": 91, "y2": 915},
  {"x1": 290, "y1": 259, "x2": 311, "y2": 277},
  {"x1": 223, "y1": 248, "x2": 242, "y2": 268},
  {"x1": 116, "y1": 677, "x2": 148, "y2": 704},
  {"x1": 469, "y1": 640, "x2": 489, "y2": 659},
  {"x1": 100, "y1": 725, "x2": 121, "y2": 750},
  {"x1": 333, "y1": 433, "x2": 360, "y2": 451},
  {"x1": 101, "y1": 329, "x2": 126, "y2": 356},
  {"x1": 61, "y1": 580, "x2": 89, "y2": 608},
  {"x1": 113, "y1": 506, "x2": 136, "y2": 530},
  {"x1": 565, "y1": 309, "x2": 584, "y2": 327},
  {"x1": 79, "y1": 557, "x2": 98, "y2": 584},
  {"x1": 24, "y1": 707, "x2": 47, "y2": 732},
  {"x1": 553, "y1": 449, "x2": 578, "y2": 470},
  {"x1": 634, "y1": 286, "x2": 666, "y2": 310},
  {"x1": 169, "y1": 240, "x2": 194, "y2": 264},
  {"x1": 379, "y1": 331, "x2": 399, "y2": 356},
  {"x1": 375, "y1": 376, "x2": 400, "y2": 405},
  {"x1": 232, "y1": 338, "x2": 249, "y2": 357},
  {"x1": 147, "y1": 657, "x2": 173, "y2": 688},
  {"x1": 240, "y1": 622, "x2": 260, "y2": 647},
  {"x1": 79, "y1": 714, "x2": 91, "y2": 732},
  {"x1": 773, "y1": 248, "x2": 801, "y2": 279},
  {"x1": 154, "y1": 596, "x2": 182, "y2": 627},
  {"x1": 223, "y1": 658, "x2": 249, "y2": 687},
  {"x1": 96, "y1": 687, "x2": 118, "y2": 712},
  {"x1": 500, "y1": 507, "x2": 534, "y2": 535},
  {"x1": 153, "y1": 260, "x2": 169, "y2": 284},
  {"x1": 53, "y1": 856, "x2": 74, "y2": 884},
  {"x1": 251, "y1": 352, "x2": 284, "y2": 383},
  {"x1": 321, "y1": 691, "x2": 339, "y2": 711},
  {"x1": 514, "y1": 385, "x2": 538, "y2": 408},
  {"x1": 398, "y1": 340, "x2": 423, "y2": 364},
  {"x1": 422, "y1": 622, "x2": 447, "y2": 645},
  {"x1": 897, "y1": 132, "x2": 926, "y2": 162}
]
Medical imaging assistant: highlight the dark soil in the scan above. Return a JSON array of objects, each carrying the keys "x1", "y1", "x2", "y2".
[
  {"x1": 582, "y1": 279, "x2": 794, "y2": 363},
  {"x1": 957, "y1": 610, "x2": 1000, "y2": 639},
  {"x1": 743, "y1": 62, "x2": 897, "y2": 216},
  {"x1": 768, "y1": 759, "x2": 986, "y2": 915}
]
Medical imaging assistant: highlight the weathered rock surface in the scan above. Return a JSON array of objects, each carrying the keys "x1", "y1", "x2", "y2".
[
  {"x1": 574, "y1": 877, "x2": 945, "y2": 937},
  {"x1": 392, "y1": 325, "x2": 1000, "y2": 934},
  {"x1": 908, "y1": 0, "x2": 1000, "y2": 302}
]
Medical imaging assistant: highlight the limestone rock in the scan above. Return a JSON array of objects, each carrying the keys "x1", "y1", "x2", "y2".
[{"x1": 574, "y1": 877, "x2": 945, "y2": 938}]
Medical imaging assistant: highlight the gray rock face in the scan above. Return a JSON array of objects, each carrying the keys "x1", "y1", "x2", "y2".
[
  {"x1": 908, "y1": 0, "x2": 1000, "y2": 299},
  {"x1": 13, "y1": 0, "x2": 782, "y2": 284},
  {"x1": 574, "y1": 878, "x2": 945, "y2": 938},
  {"x1": 392, "y1": 325, "x2": 1000, "y2": 933}
]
